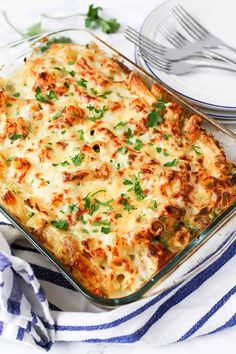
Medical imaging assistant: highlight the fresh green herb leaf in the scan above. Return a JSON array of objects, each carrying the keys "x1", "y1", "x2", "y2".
[
  {"x1": 134, "y1": 139, "x2": 143, "y2": 151},
  {"x1": 163, "y1": 158, "x2": 179, "y2": 167},
  {"x1": 85, "y1": 4, "x2": 120, "y2": 34},
  {"x1": 83, "y1": 194, "x2": 91, "y2": 209},
  {"x1": 191, "y1": 144, "x2": 202, "y2": 155},
  {"x1": 47, "y1": 90, "x2": 56, "y2": 100},
  {"x1": 71, "y1": 152, "x2": 85, "y2": 166},
  {"x1": 114, "y1": 121, "x2": 127, "y2": 129},
  {"x1": 96, "y1": 199, "x2": 113, "y2": 210},
  {"x1": 163, "y1": 133, "x2": 169, "y2": 140},
  {"x1": 163, "y1": 151, "x2": 170, "y2": 156},
  {"x1": 123, "y1": 178, "x2": 133, "y2": 185},
  {"x1": 68, "y1": 203, "x2": 78, "y2": 213},
  {"x1": 51, "y1": 110, "x2": 62, "y2": 120},
  {"x1": 51, "y1": 219, "x2": 68, "y2": 230},
  {"x1": 88, "y1": 105, "x2": 107, "y2": 121},
  {"x1": 90, "y1": 88, "x2": 98, "y2": 95},
  {"x1": 77, "y1": 78, "x2": 88, "y2": 88},
  {"x1": 13, "y1": 92, "x2": 20, "y2": 97},
  {"x1": 117, "y1": 146, "x2": 128, "y2": 154},
  {"x1": 68, "y1": 60, "x2": 75, "y2": 65},
  {"x1": 147, "y1": 110, "x2": 163, "y2": 127},
  {"x1": 9, "y1": 133, "x2": 22, "y2": 143},
  {"x1": 156, "y1": 147, "x2": 162, "y2": 153},
  {"x1": 28, "y1": 211, "x2": 35, "y2": 218},
  {"x1": 64, "y1": 81, "x2": 70, "y2": 89},
  {"x1": 92, "y1": 220, "x2": 110, "y2": 226},
  {"x1": 52, "y1": 163, "x2": 58, "y2": 167},
  {"x1": 98, "y1": 90, "x2": 112, "y2": 99},
  {"x1": 78, "y1": 215, "x2": 87, "y2": 224},
  {"x1": 121, "y1": 197, "x2": 136, "y2": 212},
  {"x1": 150, "y1": 200, "x2": 157, "y2": 210},
  {"x1": 77, "y1": 129, "x2": 84, "y2": 140},
  {"x1": 153, "y1": 99, "x2": 167, "y2": 110},
  {"x1": 101, "y1": 226, "x2": 111, "y2": 234},
  {"x1": 115, "y1": 213, "x2": 122, "y2": 219},
  {"x1": 61, "y1": 161, "x2": 70, "y2": 166},
  {"x1": 35, "y1": 86, "x2": 47, "y2": 102}
]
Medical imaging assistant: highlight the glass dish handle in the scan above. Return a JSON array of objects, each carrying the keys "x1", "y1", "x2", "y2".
[{"x1": 144, "y1": 230, "x2": 236, "y2": 298}]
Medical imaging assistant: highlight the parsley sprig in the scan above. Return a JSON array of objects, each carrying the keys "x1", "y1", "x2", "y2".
[
  {"x1": 123, "y1": 174, "x2": 147, "y2": 200},
  {"x1": 41, "y1": 4, "x2": 120, "y2": 34},
  {"x1": 147, "y1": 99, "x2": 167, "y2": 128}
]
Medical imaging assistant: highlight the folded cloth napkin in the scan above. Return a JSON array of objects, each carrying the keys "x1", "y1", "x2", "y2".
[{"x1": 0, "y1": 218, "x2": 236, "y2": 351}]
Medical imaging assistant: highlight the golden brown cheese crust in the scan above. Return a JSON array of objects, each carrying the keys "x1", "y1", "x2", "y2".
[{"x1": 0, "y1": 42, "x2": 236, "y2": 298}]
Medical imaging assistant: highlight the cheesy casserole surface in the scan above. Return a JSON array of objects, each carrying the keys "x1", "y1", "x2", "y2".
[{"x1": 0, "y1": 41, "x2": 236, "y2": 298}]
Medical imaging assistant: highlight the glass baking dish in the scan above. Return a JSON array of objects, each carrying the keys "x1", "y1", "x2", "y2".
[{"x1": 1, "y1": 28, "x2": 236, "y2": 307}]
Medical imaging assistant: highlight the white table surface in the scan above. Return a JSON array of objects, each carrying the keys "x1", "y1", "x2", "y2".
[{"x1": 0, "y1": 0, "x2": 235, "y2": 352}]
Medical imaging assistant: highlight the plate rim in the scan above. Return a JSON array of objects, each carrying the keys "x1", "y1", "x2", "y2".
[{"x1": 139, "y1": 0, "x2": 236, "y2": 110}]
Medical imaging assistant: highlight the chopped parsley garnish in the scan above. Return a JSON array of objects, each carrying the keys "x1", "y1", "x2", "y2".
[
  {"x1": 123, "y1": 174, "x2": 146, "y2": 200},
  {"x1": 68, "y1": 60, "x2": 75, "y2": 65},
  {"x1": 99, "y1": 90, "x2": 112, "y2": 99},
  {"x1": 150, "y1": 200, "x2": 157, "y2": 210},
  {"x1": 115, "y1": 213, "x2": 122, "y2": 219},
  {"x1": 121, "y1": 197, "x2": 136, "y2": 212},
  {"x1": 134, "y1": 139, "x2": 143, "y2": 151},
  {"x1": 68, "y1": 203, "x2": 78, "y2": 213},
  {"x1": 35, "y1": 86, "x2": 47, "y2": 102},
  {"x1": 156, "y1": 147, "x2": 162, "y2": 153},
  {"x1": 13, "y1": 92, "x2": 20, "y2": 97},
  {"x1": 64, "y1": 81, "x2": 70, "y2": 89},
  {"x1": 77, "y1": 129, "x2": 84, "y2": 140},
  {"x1": 47, "y1": 90, "x2": 56, "y2": 100},
  {"x1": 71, "y1": 152, "x2": 85, "y2": 166},
  {"x1": 78, "y1": 215, "x2": 87, "y2": 224},
  {"x1": 77, "y1": 78, "x2": 87, "y2": 88},
  {"x1": 51, "y1": 220, "x2": 69, "y2": 230},
  {"x1": 88, "y1": 105, "x2": 107, "y2": 121},
  {"x1": 61, "y1": 161, "x2": 70, "y2": 166},
  {"x1": 163, "y1": 133, "x2": 169, "y2": 140},
  {"x1": 125, "y1": 128, "x2": 133, "y2": 144},
  {"x1": 35, "y1": 86, "x2": 56, "y2": 102},
  {"x1": 101, "y1": 226, "x2": 111, "y2": 234},
  {"x1": 163, "y1": 151, "x2": 170, "y2": 156},
  {"x1": 117, "y1": 146, "x2": 128, "y2": 154},
  {"x1": 51, "y1": 110, "x2": 62, "y2": 120},
  {"x1": 147, "y1": 99, "x2": 167, "y2": 128},
  {"x1": 90, "y1": 88, "x2": 98, "y2": 95},
  {"x1": 163, "y1": 158, "x2": 179, "y2": 167},
  {"x1": 114, "y1": 121, "x2": 127, "y2": 129},
  {"x1": 28, "y1": 211, "x2": 35, "y2": 218},
  {"x1": 9, "y1": 133, "x2": 22, "y2": 143},
  {"x1": 147, "y1": 110, "x2": 163, "y2": 127},
  {"x1": 92, "y1": 220, "x2": 110, "y2": 226},
  {"x1": 52, "y1": 163, "x2": 58, "y2": 167},
  {"x1": 191, "y1": 144, "x2": 202, "y2": 155}
]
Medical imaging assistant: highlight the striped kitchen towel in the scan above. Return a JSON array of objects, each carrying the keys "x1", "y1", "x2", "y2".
[{"x1": 0, "y1": 219, "x2": 236, "y2": 351}]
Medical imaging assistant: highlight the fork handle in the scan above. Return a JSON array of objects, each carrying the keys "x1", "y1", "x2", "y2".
[
  {"x1": 165, "y1": 42, "x2": 206, "y2": 60},
  {"x1": 203, "y1": 49, "x2": 236, "y2": 69}
]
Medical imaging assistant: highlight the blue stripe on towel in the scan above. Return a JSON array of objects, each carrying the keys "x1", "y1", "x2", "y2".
[
  {"x1": 178, "y1": 284, "x2": 236, "y2": 341},
  {"x1": 7, "y1": 272, "x2": 23, "y2": 315},
  {"x1": 207, "y1": 313, "x2": 236, "y2": 336}
]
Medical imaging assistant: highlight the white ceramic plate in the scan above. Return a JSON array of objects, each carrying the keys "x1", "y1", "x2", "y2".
[
  {"x1": 139, "y1": 0, "x2": 236, "y2": 110},
  {"x1": 135, "y1": 46, "x2": 236, "y2": 123}
]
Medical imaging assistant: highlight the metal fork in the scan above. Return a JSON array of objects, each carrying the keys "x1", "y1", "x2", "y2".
[
  {"x1": 137, "y1": 46, "x2": 236, "y2": 75},
  {"x1": 125, "y1": 26, "x2": 236, "y2": 69},
  {"x1": 172, "y1": 5, "x2": 236, "y2": 53}
]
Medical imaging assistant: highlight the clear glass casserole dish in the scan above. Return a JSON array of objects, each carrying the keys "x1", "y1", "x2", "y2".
[{"x1": 1, "y1": 28, "x2": 236, "y2": 307}]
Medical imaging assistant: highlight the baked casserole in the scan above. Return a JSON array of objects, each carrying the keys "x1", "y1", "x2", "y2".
[{"x1": 0, "y1": 40, "x2": 236, "y2": 298}]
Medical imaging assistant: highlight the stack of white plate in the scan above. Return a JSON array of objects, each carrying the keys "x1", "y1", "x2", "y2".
[{"x1": 135, "y1": 0, "x2": 236, "y2": 124}]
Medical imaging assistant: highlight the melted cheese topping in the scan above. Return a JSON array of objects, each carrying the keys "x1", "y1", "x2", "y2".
[{"x1": 0, "y1": 41, "x2": 235, "y2": 298}]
